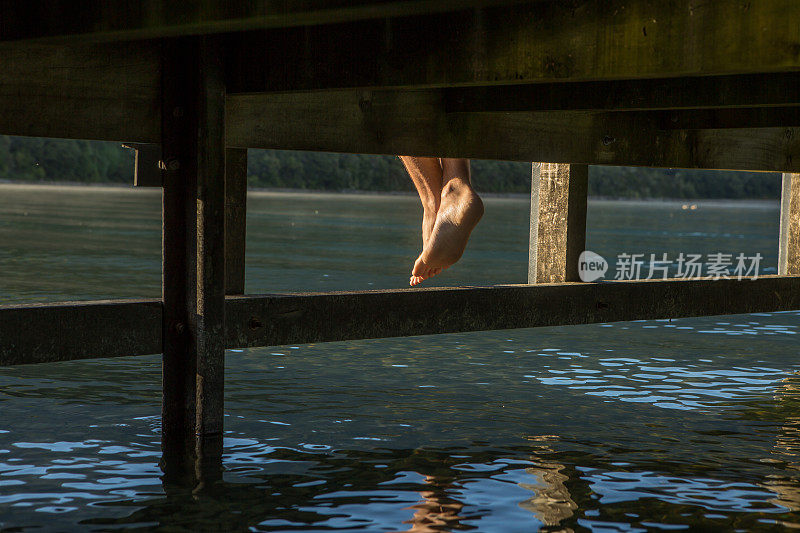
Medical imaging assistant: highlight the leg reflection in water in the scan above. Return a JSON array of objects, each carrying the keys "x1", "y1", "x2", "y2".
[{"x1": 401, "y1": 475, "x2": 465, "y2": 533}]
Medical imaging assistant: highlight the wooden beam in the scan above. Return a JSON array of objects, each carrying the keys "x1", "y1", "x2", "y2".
[
  {"x1": 2, "y1": 38, "x2": 799, "y2": 154},
  {"x1": 227, "y1": 276, "x2": 800, "y2": 347},
  {"x1": 228, "y1": 0, "x2": 800, "y2": 93},
  {"x1": 444, "y1": 74, "x2": 800, "y2": 113},
  {"x1": 226, "y1": 90, "x2": 800, "y2": 172},
  {"x1": 225, "y1": 148, "x2": 248, "y2": 295},
  {"x1": 779, "y1": 173, "x2": 800, "y2": 275},
  {"x1": 4, "y1": 275, "x2": 800, "y2": 366},
  {"x1": 0, "y1": 299, "x2": 161, "y2": 366},
  {"x1": 160, "y1": 37, "x2": 227, "y2": 482},
  {"x1": 529, "y1": 163, "x2": 587, "y2": 283},
  {"x1": 0, "y1": 42, "x2": 161, "y2": 143},
  {"x1": 0, "y1": 0, "x2": 525, "y2": 43}
]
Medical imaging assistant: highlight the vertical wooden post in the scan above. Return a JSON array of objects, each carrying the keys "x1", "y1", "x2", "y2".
[
  {"x1": 225, "y1": 148, "x2": 247, "y2": 295},
  {"x1": 528, "y1": 163, "x2": 588, "y2": 283},
  {"x1": 161, "y1": 37, "x2": 226, "y2": 483},
  {"x1": 779, "y1": 172, "x2": 800, "y2": 275}
]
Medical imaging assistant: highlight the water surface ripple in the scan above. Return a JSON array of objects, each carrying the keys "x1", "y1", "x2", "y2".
[{"x1": 1, "y1": 184, "x2": 798, "y2": 531}]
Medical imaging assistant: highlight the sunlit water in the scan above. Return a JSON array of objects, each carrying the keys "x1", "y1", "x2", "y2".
[{"x1": 2, "y1": 183, "x2": 800, "y2": 531}]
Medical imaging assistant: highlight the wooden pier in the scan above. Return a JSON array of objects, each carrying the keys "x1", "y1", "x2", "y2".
[{"x1": 2, "y1": 0, "x2": 800, "y2": 482}]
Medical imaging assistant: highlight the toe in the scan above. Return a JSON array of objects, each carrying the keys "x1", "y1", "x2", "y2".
[{"x1": 412, "y1": 254, "x2": 429, "y2": 277}]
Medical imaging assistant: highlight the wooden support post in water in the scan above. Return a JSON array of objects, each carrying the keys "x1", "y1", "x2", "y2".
[
  {"x1": 779, "y1": 172, "x2": 800, "y2": 275},
  {"x1": 225, "y1": 148, "x2": 247, "y2": 295},
  {"x1": 528, "y1": 163, "x2": 589, "y2": 283},
  {"x1": 161, "y1": 37, "x2": 226, "y2": 484}
]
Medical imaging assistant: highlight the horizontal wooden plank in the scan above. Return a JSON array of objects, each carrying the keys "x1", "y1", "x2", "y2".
[
  {"x1": 0, "y1": 0, "x2": 525, "y2": 42},
  {"x1": 3, "y1": 52, "x2": 799, "y2": 169},
  {"x1": 227, "y1": 276, "x2": 800, "y2": 347},
  {"x1": 0, "y1": 42, "x2": 161, "y2": 143},
  {"x1": 0, "y1": 299, "x2": 162, "y2": 366},
  {"x1": 444, "y1": 74, "x2": 800, "y2": 113},
  {"x1": 226, "y1": 89, "x2": 800, "y2": 171},
  {"x1": 3, "y1": 276, "x2": 800, "y2": 365},
  {"x1": 228, "y1": 0, "x2": 800, "y2": 92}
]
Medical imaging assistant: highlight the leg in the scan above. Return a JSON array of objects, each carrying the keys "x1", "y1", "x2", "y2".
[
  {"x1": 399, "y1": 155, "x2": 443, "y2": 247},
  {"x1": 410, "y1": 158, "x2": 484, "y2": 286}
]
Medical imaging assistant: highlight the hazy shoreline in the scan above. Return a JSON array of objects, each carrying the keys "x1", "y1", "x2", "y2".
[{"x1": 0, "y1": 180, "x2": 780, "y2": 208}]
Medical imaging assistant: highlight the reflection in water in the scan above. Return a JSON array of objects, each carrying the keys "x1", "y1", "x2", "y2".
[
  {"x1": 402, "y1": 475, "x2": 465, "y2": 533},
  {"x1": 764, "y1": 372, "x2": 800, "y2": 519},
  {"x1": 519, "y1": 464, "x2": 576, "y2": 528}
]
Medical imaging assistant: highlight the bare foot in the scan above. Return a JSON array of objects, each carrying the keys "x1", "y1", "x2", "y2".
[
  {"x1": 410, "y1": 180, "x2": 483, "y2": 286},
  {"x1": 422, "y1": 207, "x2": 437, "y2": 248}
]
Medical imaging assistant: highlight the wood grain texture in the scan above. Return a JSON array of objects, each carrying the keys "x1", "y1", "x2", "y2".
[
  {"x1": 779, "y1": 173, "x2": 800, "y2": 275},
  {"x1": 227, "y1": 90, "x2": 800, "y2": 171},
  {"x1": 4, "y1": 275, "x2": 800, "y2": 366},
  {"x1": 529, "y1": 163, "x2": 588, "y2": 283},
  {"x1": 0, "y1": 0, "x2": 525, "y2": 42},
  {"x1": 0, "y1": 299, "x2": 161, "y2": 366},
  {"x1": 445, "y1": 73, "x2": 800, "y2": 113},
  {"x1": 225, "y1": 148, "x2": 248, "y2": 295},
  {"x1": 160, "y1": 37, "x2": 227, "y2": 480},
  {"x1": 229, "y1": 0, "x2": 800, "y2": 92},
  {"x1": 226, "y1": 276, "x2": 800, "y2": 347},
  {"x1": 0, "y1": 42, "x2": 161, "y2": 142}
]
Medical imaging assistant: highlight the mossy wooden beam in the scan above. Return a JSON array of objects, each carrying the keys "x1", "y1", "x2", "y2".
[
  {"x1": 0, "y1": 299, "x2": 162, "y2": 366},
  {"x1": 0, "y1": 42, "x2": 160, "y2": 141},
  {"x1": 4, "y1": 276, "x2": 800, "y2": 366},
  {"x1": 226, "y1": 276, "x2": 800, "y2": 347},
  {"x1": 228, "y1": 0, "x2": 800, "y2": 92},
  {"x1": 0, "y1": 0, "x2": 524, "y2": 42},
  {"x1": 226, "y1": 89, "x2": 800, "y2": 172},
  {"x1": 444, "y1": 74, "x2": 800, "y2": 113},
  {"x1": 0, "y1": 42, "x2": 161, "y2": 143},
  {"x1": 2, "y1": 32, "x2": 799, "y2": 150}
]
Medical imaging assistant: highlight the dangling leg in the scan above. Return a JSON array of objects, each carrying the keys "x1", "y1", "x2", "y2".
[
  {"x1": 399, "y1": 155, "x2": 443, "y2": 247},
  {"x1": 410, "y1": 158, "x2": 484, "y2": 286}
]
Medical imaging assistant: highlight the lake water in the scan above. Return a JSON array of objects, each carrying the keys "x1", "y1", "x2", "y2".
[{"x1": 1, "y1": 184, "x2": 800, "y2": 532}]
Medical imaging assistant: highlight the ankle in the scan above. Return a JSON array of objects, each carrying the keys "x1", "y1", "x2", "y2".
[{"x1": 441, "y1": 178, "x2": 473, "y2": 199}]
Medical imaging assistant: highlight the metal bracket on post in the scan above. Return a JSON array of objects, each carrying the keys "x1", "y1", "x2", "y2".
[{"x1": 122, "y1": 143, "x2": 163, "y2": 187}]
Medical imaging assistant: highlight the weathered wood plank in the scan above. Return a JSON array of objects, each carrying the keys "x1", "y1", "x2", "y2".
[
  {"x1": 161, "y1": 37, "x2": 227, "y2": 481},
  {"x1": 226, "y1": 276, "x2": 800, "y2": 347},
  {"x1": 4, "y1": 275, "x2": 800, "y2": 366},
  {"x1": 225, "y1": 148, "x2": 248, "y2": 295},
  {"x1": 2, "y1": 38, "x2": 799, "y2": 156},
  {"x1": 229, "y1": 0, "x2": 800, "y2": 93},
  {"x1": 0, "y1": 42, "x2": 161, "y2": 142},
  {"x1": 0, "y1": 299, "x2": 161, "y2": 366},
  {"x1": 529, "y1": 163, "x2": 587, "y2": 283},
  {"x1": 226, "y1": 90, "x2": 800, "y2": 172},
  {"x1": 445, "y1": 73, "x2": 800, "y2": 113},
  {"x1": 0, "y1": 0, "x2": 524, "y2": 42},
  {"x1": 779, "y1": 173, "x2": 800, "y2": 276}
]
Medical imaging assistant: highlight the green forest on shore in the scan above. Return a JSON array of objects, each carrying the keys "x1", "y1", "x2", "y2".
[{"x1": 0, "y1": 135, "x2": 781, "y2": 199}]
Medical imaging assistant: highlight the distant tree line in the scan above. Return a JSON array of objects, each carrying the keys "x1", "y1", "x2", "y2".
[{"x1": 0, "y1": 135, "x2": 781, "y2": 199}]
